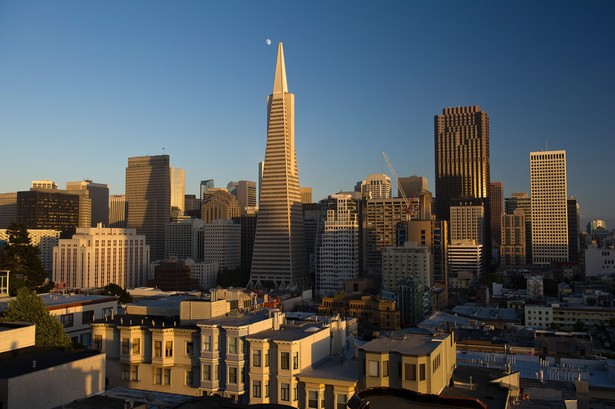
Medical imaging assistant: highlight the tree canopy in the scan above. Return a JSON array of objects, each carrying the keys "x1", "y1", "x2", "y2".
[
  {"x1": 103, "y1": 283, "x2": 133, "y2": 303},
  {"x1": 0, "y1": 222, "x2": 47, "y2": 293},
  {"x1": 1, "y1": 287, "x2": 72, "y2": 348}
]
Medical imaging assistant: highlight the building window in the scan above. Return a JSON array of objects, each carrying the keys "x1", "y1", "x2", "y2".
[
  {"x1": 203, "y1": 364, "x2": 211, "y2": 381},
  {"x1": 383, "y1": 360, "x2": 389, "y2": 377},
  {"x1": 121, "y1": 338, "x2": 130, "y2": 355},
  {"x1": 154, "y1": 367, "x2": 162, "y2": 384},
  {"x1": 131, "y1": 364, "x2": 138, "y2": 381},
  {"x1": 265, "y1": 380, "x2": 270, "y2": 398},
  {"x1": 229, "y1": 337, "x2": 238, "y2": 354},
  {"x1": 102, "y1": 307, "x2": 113, "y2": 317},
  {"x1": 132, "y1": 338, "x2": 140, "y2": 355},
  {"x1": 122, "y1": 363, "x2": 130, "y2": 380},
  {"x1": 93, "y1": 334, "x2": 102, "y2": 350},
  {"x1": 293, "y1": 383, "x2": 298, "y2": 401},
  {"x1": 163, "y1": 368, "x2": 171, "y2": 385},
  {"x1": 203, "y1": 335, "x2": 211, "y2": 351},
  {"x1": 293, "y1": 352, "x2": 299, "y2": 370},
  {"x1": 154, "y1": 341, "x2": 162, "y2": 357},
  {"x1": 253, "y1": 380, "x2": 262, "y2": 398},
  {"x1": 186, "y1": 341, "x2": 193, "y2": 356},
  {"x1": 281, "y1": 383, "x2": 290, "y2": 401},
  {"x1": 337, "y1": 394, "x2": 348, "y2": 409},
  {"x1": 281, "y1": 352, "x2": 290, "y2": 370},
  {"x1": 229, "y1": 367, "x2": 238, "y2": 384},
  {"x1": 81, "y1": 310, "x2": 95, "y2": 325},
  {"x1": 308, "y1": 391, "x2": 318, "y2": 408},
  {"x1": 253, "y1": 349, "x2": 262, "y2": 367},
  {"x1": 60, "y1": 313, "x2": 74, "y2": 328},
  {"x1": 405, "y1": 363, "x2": 416, "y2": 381},
  {"x1": 265, "y1": 350, "x2": 270, "y2": 367},
  {"x1": 185, "y1": 370, "x2": 193, "y2": 386},
  {"x1": 419, "y1": 363, "x2": 426, "y2": 381},
  {"x1": 165, "y1": 341, "x2": 173, "y2": 357},
  {"x1": 368, "y1": 360, "x2": 379, "y2": 377}
]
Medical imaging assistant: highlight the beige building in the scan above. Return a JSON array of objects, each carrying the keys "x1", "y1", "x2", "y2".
[
  {"x1": 360, "y1": 174, "x2": 392, "y2": 199},
  {"x1": 450, "y1": 198, "x2": 486, "y2": 245},
  {"x1": 300, "y1": 187, "x2": 313, "y2": 204},
  {"x1": 0, "y1": 322, "x2": 105, "y2": 409},
  {"x1": 109, "y1": 194, "x2": 127, "y2": 228},
  {"x1": 382, "y1": 241, "x2": 431, "y2": 293},
  {"x1": 530, "y1": 150, "x2": 568, "y2": 264},
  {"x1": 52, "y1": 225, "x2": 150, "y2": 289},
  {"x1": 201, "y1": 189, "x2": 240, "y2": 224},
  {"x1": 500, "y1": 209, "x2": 526, "y2": 268},
  {"x1": 525, "y1": 303, "x2": 615, "y2": 331},
  {"x1": 249, "y1": 42, "x2": 309, "y2": 290},
  {"x1": 359, "y1": 331, "x2": 456, "y2": 395},
  {"x1": 171, "y1": 167, "x2": 186, "y2": 214},
  {"x1": 31, "y1": 179, "x2": 58, "y2": 189}
]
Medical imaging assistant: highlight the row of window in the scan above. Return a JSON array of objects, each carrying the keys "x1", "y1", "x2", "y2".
[{"x1": 367, "y1": 359, "x2": 427, "y2": 381}]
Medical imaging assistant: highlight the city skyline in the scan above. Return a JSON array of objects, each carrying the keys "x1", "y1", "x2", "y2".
[{"x1": 1, "y1": 2, "x2": 614, "y2": 226}]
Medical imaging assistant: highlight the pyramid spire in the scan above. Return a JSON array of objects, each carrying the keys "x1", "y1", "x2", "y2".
[{"x1": 272, "y1": 42, "x2": 288, "y2": 95}]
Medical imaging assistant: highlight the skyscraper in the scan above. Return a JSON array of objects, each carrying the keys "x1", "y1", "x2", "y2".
[
  {"x1": 66, "y1": 180, "x2": 109, "y2": 227},
  {"x1": 109, "y1": 194, "x2": 127, "y2": 228},
  {"x1": 530, "y1": 150, "x2": 568, "y2": 264},
  {"x1": 490, "y1": 181, "x2": 504, "y2": 246},
  {"x1": 126, "y1": 155, "x2": 170, "y2": 262},
  {"x1": 170, "y1": 167, "x2": 185, "y2": 215},
  {"x1": 505, "y1": 192, "x2": 532, "y2": 264},
  {"x1": 249, "y1": 42, "x2": 309, "y2": 289},
  {"x1": 434, "y1": 105, "x2": 490, "y2": 232}
]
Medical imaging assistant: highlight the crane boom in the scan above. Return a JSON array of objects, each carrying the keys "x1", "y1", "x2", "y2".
[{"x1": 381, "y1": 150, "x2": 412, "y2": 219}]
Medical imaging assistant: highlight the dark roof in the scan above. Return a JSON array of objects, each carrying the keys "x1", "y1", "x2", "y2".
[
  {"x1": 360, "y1": 333, "x2": 448, "y2": 357},
  {"x1": 355, "y1": 387, "x2": 487, "y2": 409},
  {"x1": 441, "y1": 366, "x2": 511, "y2": 409},
  {"x1": 0, "y1": 346, "x2": 103, "y2": 378}
]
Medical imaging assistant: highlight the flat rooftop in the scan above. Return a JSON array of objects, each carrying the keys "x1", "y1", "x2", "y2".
[
  {"x1": 0, "y1": 346, "x2": 102, "y2": 378},
  {"x1": 361, "y1": 333, "x2": 448, "y2": 357},
  {"x1": 39, "y1": 293, "x2": 118, "y2": 309}
]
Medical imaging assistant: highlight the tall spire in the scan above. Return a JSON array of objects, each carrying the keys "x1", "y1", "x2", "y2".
[{"x1": 273, "y1": 42, "x2": 288, "y2": 95}]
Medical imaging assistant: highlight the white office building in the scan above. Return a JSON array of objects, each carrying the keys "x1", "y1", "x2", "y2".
[{"x1": 204, "y1": 220, "x2": 240, "y2": 271}]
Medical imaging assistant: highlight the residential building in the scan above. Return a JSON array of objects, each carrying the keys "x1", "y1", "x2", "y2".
[
  {"x1": 359, "y1": 331, "x2": 456, "y2": 395},
  {"x1": 505, "y1": 192, "x2": 532, "y2": 264},
  {"x1": 170, "y1": 167, "x2": 185, "y2": 215},
  {"x1": 500, "y1": 209, "x2": 526, "y2": 269},
  {"x1": 66, "y1": 180, "x2": 110, "y2": 227},
  {"x1": 525, "y1": 303, "x2": 615, "y2": 331},
  {"x1": 0, "y1": 192, "x2": 17, "y2": 228},
  {"x1": 434, "y1": 106, "x2": 491, "y2": 251},
  {"x1": 52, "y1": 226, "x2": 150, "y2": 289},
  {"x1": 109, "y1": 194, "x2": 127, "y2": 228},
  {"x1": 490, "y1": 181, "x2": 503, "y2": 246},
  {"x1": 314, "y1": 194, "x2": 359, "y2": 296},
  {"x1": 249, "y1": 43, "x2": 309, "y2": 290},
  {"x1": 203, "y1": 220, "x2": 241, "y2": 271},
  {"x1": 201, "y1": 189, "x2": 240, "y2": 224},
  {"x1": 530, "y1": 150, "x2": 568, "y2": 264},
  {"x1": 524, "y1": 305, "x2": 553, "y2": 329},
  {"x1": 126, "y1": 155, "x2": 171, "y2": 262},
  {"x1": 381, "y1": 241, "x2": 431, "y2": 293},
  {"x1": 584, "y1": 245, "x2": 615, "y2": 277},
  {"x1": 0, "y1": 322, "x2": 105, "y2": 409},
  {"x1": 359, "y1": 174, "x2": 392, "y2": 199},
  {"x1": 165, "y1": 218, "x2": 204, "y2": 261},
  {"x1": 0, "y1": 270, "x2": 8, "y2": 296},
  {"x1": 534, "y1": 330, "x2": 593, "y2": 358}
]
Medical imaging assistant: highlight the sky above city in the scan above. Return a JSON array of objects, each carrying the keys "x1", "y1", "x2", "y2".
[{"x1": 1, "y1": 1, "x2": 614, "y2": 226}]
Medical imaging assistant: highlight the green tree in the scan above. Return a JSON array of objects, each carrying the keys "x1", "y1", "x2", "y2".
[
  {"x1": 1, "y1": 287, "x2": 72, "y2": 348},
  {"x1": 103, "y1": 283, "x2": 133, "y2": 303},
  {"x1": 573, "y1": 319, "x2": 586, "y2": 332},
  {"x1": 0, "y1": 222, "x2": 47, "y2": 293}
]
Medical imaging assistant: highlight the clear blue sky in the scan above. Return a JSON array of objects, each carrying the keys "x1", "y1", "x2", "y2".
[{"x1": 1, "y1": 1, "x2": 614, "y2": 227}]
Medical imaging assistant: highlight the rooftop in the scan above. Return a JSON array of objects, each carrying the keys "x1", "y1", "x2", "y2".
[
  {"x1": 361, "y1": 333, "x2": 448, "y2": 357},
  {"x1": 451, "y1": 304, "x2": 520, "y2": 322},
  {"x1": 441, "y1": 366, "x2": 511, "y2": 409},
  {"x1": 0, "y1": 346, "x2": 103, "y2": 378},
  {"x1": 92, "y1": 314, "x2": 197, "y2": 331}
]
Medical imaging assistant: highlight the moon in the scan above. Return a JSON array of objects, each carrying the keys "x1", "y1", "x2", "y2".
[{"x1": 266, "y1": 39, "x2": 272, "y2": 46}]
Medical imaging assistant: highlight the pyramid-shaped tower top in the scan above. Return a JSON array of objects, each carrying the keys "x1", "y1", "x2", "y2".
[{"x1": 272, "y1": 42, "x2": 288, "y2": 95}]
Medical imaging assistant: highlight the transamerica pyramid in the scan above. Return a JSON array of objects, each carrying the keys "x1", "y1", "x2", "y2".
[{"x1": 248, "y1": 43, "x2": 309, "y2": 290}]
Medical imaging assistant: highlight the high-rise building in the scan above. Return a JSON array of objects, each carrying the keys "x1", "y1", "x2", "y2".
[
  {"x1": 203, "y1": 220, "x2": 241, "y2": 271},
  {"x1": 258, "y1": 161, "x2": 265, "y2": 206},
  {"x1": 500, "y1": 209, "x2": 526, "y2": 269},
  {"x1": 52, "y1": 226, "x2": 150, "y2": 288},
  {"x1": 505, "y1": 192, "x2": 532, "y2": 264},
  {"x1": 397, "y1": 176, "x2": 428, "y2": 197},
  {"x1": 249, "y1": 43, "x2": 309, "y2": 290},
  {"x1": 201, "y1": 189, "x2": 240, "y2": 224},
  {"x1": 165, "y1": 218, "x2": 204, "y2": 261},
  {"x1": 31, "y1": 179, "x2": 58, "y2": 190},
  {"x1": 382, "y1": 241, "x2": 431, "y2": 293},
  {"x1": 448, "y1": 240, "x2": 484, "y2": 278},
  {"x1": 233, "y1": 211, "x2": 258, "y2": 273},
  {"x1": 66, "y1": 180, "x2": 110, "y2": 227},
  {"x1": 170, "y1": 167, "x2": 185, "y2": 215},
  {"x1": 434, "y1": 105, "x2": 490, "y2": 249},
  {"x1": 568, "y1": 197, "x2": 580, "y2": 263},
  {"x1": 0, "y1": 192, "x2": 17, "y2": 228},
  {"x1": 530, "y1": 150, "x2": 568, "y2": 264},
  {"x1": 300, "y1": 187, "x2": 313, "y2": 204},
  {"x1": 359, "y1": 174, "x2": 392, "y2": 199},
  {"x1": 200, "y1": 179, "x2": 214, "y2": 199},
  {"x1": 16, "y1": 189, "x2": 87, "y2": 237},
  {"x1": 450, "y1": 198, "x2": 486, "y2": 245},
  {"x1": 231, "y1": 181, "x2": 257, "y2": 214},
  {"x1": 400, "y1": 219, "x2": 448, "y2": 290},
  {"x1": 109, "y1": 194, "x2": 127, "y2": 228},
  {"x1": 126, "y1": 155, "x2": 171, "y2": 262},
  {"x1": 314, "y1": 193, "x2": 359, "y2": 296},
  {"x1": 490, "y1": 181, "x2": 504, "y2": 246}
]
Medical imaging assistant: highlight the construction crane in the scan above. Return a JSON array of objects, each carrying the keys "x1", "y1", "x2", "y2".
[{"x1": 381, "y1": 150, "x2": 419, "y2": 220}]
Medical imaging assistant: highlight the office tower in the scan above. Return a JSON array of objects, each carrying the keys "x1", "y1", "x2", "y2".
[
  {"x1": 300, "y1": 187, "x2": 313, "y2": 204},
  {"x1": 258, "y1": 161, "x2": 265, "y2": 206},
  {"x1": 448, "y1": 240, "x2": 484, "y2": 277},
  {"x1": 31, "y1": 179, "x2": 58, "y2": 190},
  {"x1": 52, "y1": 226, "x2": 150, "y2": 288},
  {"x1": 587, "y1": 220, "x2": 607, "y2": 234},
  {"x1": 233, "y1": 210, "x2": 258, "y2": 273},
  {"x1": 500, "y1": 209, "x2": 526, "y2": 269},
  {"x1": 165, "y1": 218, "x2": 204, "y2": 261},
  {"x1": 361, "y1": 197, "x2": 407, "y2": 277},
  {"x1": 530, "y1": 150, "x2": 568, "y2": 264},
  {"x1": 201, "y1": 189, "x2": 240, "y2": 223},
  {"x1": 397, "y1": 176, "x2": 428, "y2": 198},
  {"x1": 109, "y1": 194, "x2": 127, "y2": 228},
  {"x1": 0, "y1": 192, "x2": 17, "y2": 228},
  {"x1": 203, "y1": 220, "x2": 241, "y2": 271},
  {"x1": 126, "y1": 155, "x2": 171, "y2": 262},
  {"x1": 382, "y1": 241, "x2": 431, "y2": 292},
  {"x1": 303, "y1": 203, "x2": 320, "y2": 282},
  {"x1": 505, "y1": 192, "x2": 532, "y2": 264},
  {"x1": 170, "y1": 167, "x2": 185, "y2": 215},
  {"x1": 314, "y1": 193, "x2": 359, "y2": 296},
  {"x1": 490, "y1": 181, "x2": 504, "y2": 246},
  {"x1": 249, "y1": 42, "x2": 309, "y2": 289},
  {"x1": 401, "y1": 219, "x2": 448, "y2": 289},
  {"x1": 359, "y1": 174, "x2": 392, "y2": 199},
  {"x1": 66, "y1": 180, "x2": 110, "y2": 227},
  {"x1": 232, "y1": 180, "x2": 257, "y2": 214},
  {"x1": 200, "y1": 179, "x2": 214, "y2": 199},
  {"x1": 568, "y1": 197, "x2": 580, "y2": 263},
  {"x1": 434, "y1": 105, "x2": 491, "y2": 250},
  {"x1": 16, "y1": 190, "x2": 86, "y2": 237},
  {"x1": 450, "y1": 198, "x2": 486, "y2": 245}
]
